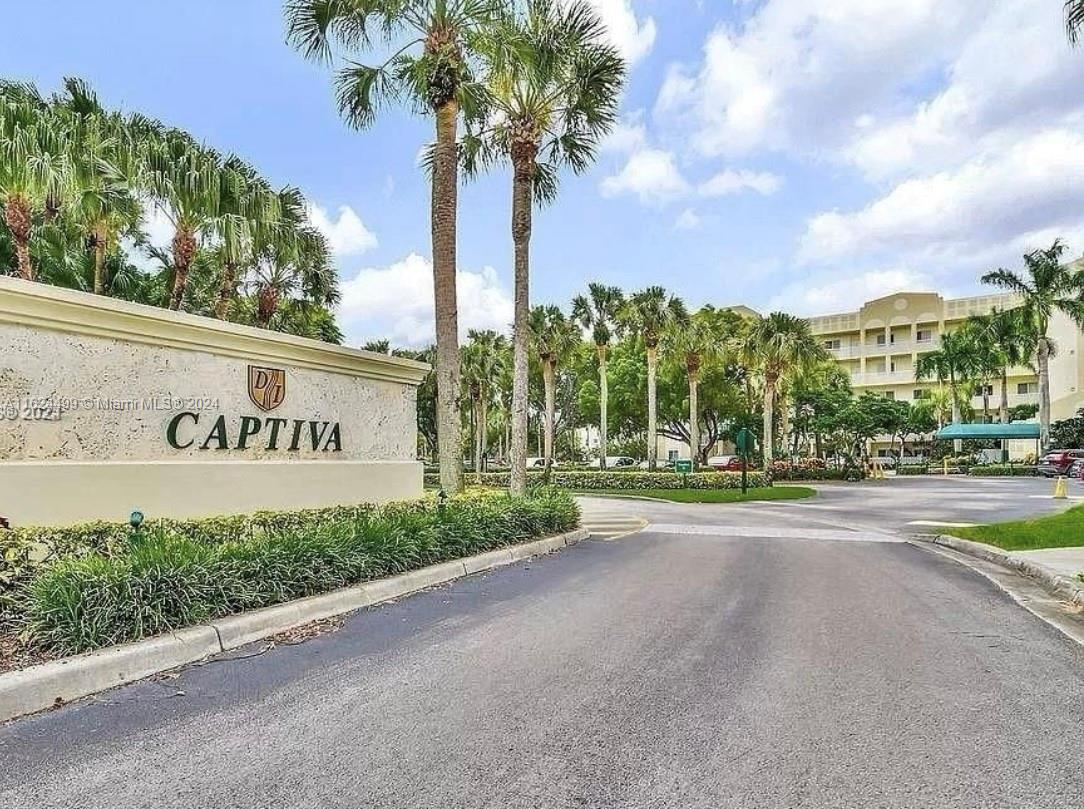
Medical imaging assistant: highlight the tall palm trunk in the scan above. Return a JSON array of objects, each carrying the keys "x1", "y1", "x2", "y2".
[
  {"x1": 598, "y1": 344, "x2": 609, "y2": 469},
  {"x1": 432, "y1": 99, "x2": 463, "y2": 493},
  {"x1": 762, "y1": 374, "x2": 776, "y2": 467},
  {"x1": 1037, "y1": 336, "x2": 1051, "y2": 450},
  {"x1": 4, "y1": 196, "x2": 34, "y2": 281},
  {"x1": 509, "y1": 146, "x2": 535, "y2": 495},
  {"x1": 950, "y1": 372, "x2": 962, "y2": 453},
  {"x1": 999, "y1": 368, "x2": 1009, "y2": 424},
  {"x1": 480, "y1": 393, "x2": 489, "y2": 473},
  {"x1": 688, "y1": 366, "x2": 700, "y2": 469},
  {"x1": 646, "y1": 344, "x2": 659, "y2": 470},
  {"x1": 169, "y1": 226, "x2": 197, "y2": 311},
  {"x1": 473, "y1": 391, "x2": 483, "y2": 484},
  {"x1": 542, "y1": 359, "x2": 556, "y2": 470},
  {"x1": 215, "y1": 261, "x2": 238, "y2": 319},
  {"x1": 91, "y1": 224, "x2": 108, "y2": 295}
]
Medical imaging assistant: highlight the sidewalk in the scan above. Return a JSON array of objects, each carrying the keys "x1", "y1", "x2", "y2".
[{"x1": 1013, "y1": 547, "x2": 1084, "y2": 580}]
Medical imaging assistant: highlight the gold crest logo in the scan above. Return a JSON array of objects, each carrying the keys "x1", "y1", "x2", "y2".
[{"x1": 247, "y1": 366, "x2": 286, "y2": 412}]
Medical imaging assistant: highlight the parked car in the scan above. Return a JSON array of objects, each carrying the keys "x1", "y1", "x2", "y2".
[
  {"x1": 637, "y1": 459, "x2": 677, "y2": 470},
  {"x1": 587, "y1": 456, "x2": 637, "y2": 469},
  {"x1": 1037, "y1": 450, "x2": 1084, "y2": 477},
  {"x1": 707, "y1": 455, "x2": 746, "y2": 472},
  {"x1": 1068, "y1": 458, "x2": 1084, "y2": 480},
  {"x1": 525, "y1": 457, "x2": 546, "y2": 468}
]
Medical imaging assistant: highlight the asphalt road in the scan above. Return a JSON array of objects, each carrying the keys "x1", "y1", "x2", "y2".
[{"x1": 2, "y1": 478, "x2": 1083, "y2": 808}]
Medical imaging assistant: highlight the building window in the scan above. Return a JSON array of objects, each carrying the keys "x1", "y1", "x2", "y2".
[
  {"x1": 884, "y1": 391, "x2": 896, "y2": 400},
  {"x1": 824, "y1": 338, "x2": 841, "y2": 350},
  {"x1": 1017, "y1": 382, "x2": 1038, "y2": 395},
  {"x1": 975, "y1": 384, "x2": 994, "y2": 397},
  {"x1": 667, "y1": 450, "x2": 678, "y2": 461},
  {"x1": 916, "y1": 329, "x2": 933, "y2": 343},
  {"x1": 913, "y1": 389, "x2": 929, "y2": 400},
  {"x1": 875, "y1": 333, "x2": 892, "y2": 346}
]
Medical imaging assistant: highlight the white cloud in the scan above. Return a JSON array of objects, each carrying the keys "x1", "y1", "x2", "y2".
[
  {"x1": 308, "y1": 203, "x2": 378, "y2": 256},
  {"x1": 674, "y1": 208, "x2": 701, "y2": 231},
  {"x1": 584, "y1": 0, "x2": 657, "y2": 66},
  {"x1": 600, "y1": 148, "x2": 689, "y2": 203},
  {"x1": 846, "y1": 2, "x2": 1084, "y2": 180},
  {"x1": 800, "y1": 129, "x2": 1084, "y2": 265},
  {"x1": 601, "y1": 113, "x2": 647, "y2": 154},
  {"x1": 337, "y1": 253, "x2": 513, "y2": 347},
  {"x1": 698, "y1": 169, "x2": 782, "y2": 197},
  {"x1": 655, "y1": 0, "x2": 972, "y2": 157},
  {"x1": 767, "y1": 268, "x2": 935, "y2": 316}
]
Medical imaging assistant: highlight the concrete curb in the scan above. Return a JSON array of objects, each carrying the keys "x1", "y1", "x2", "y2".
[
  {"x1": 920, "y1": 534, "x2": 1084, "y2": 607},
  {"x1": 0, "y1": 526, "x2": 588, "y2": 723}
]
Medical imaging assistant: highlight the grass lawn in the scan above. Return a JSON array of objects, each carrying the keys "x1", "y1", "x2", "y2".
[
  {"x1": 574, "y1": 486, "x2": 816, "y2": 504},
  {"x1": 951, "y1": 503, "x2": 1084, "y2": 551}
]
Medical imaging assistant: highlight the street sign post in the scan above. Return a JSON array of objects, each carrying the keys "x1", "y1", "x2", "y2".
[
  {"x1": 675, "y1": 459, "x2": 693, "y2": 474},
  {"x1": 735, "y1": 428, "x2": 754, "y2": 494}
]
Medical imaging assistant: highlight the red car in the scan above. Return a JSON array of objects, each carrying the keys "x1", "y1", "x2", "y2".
[
  {"x1": 707, "y1": 455, "x2": 747, "y2": 472},
  {"x1": 1038, "y1": 450, "x2": 1084, "y2": 477}
]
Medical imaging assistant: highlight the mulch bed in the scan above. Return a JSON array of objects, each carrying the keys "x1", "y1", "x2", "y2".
[{"x1": 0, "y1": 627, "x2": 54, "y2": 675}]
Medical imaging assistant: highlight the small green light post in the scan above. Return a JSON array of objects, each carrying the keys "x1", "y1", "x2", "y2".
[
  {"x1": 129, "y1": 509, "x2": 145, "y2": 546},
  {"x1": 735, "y1": 427, "x2": 753, "y2": 495}
]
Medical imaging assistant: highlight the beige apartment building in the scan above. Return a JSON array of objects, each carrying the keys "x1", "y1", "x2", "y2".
[{"x1": 807, "y1": 290, "x2": 1084, "y2": 451}]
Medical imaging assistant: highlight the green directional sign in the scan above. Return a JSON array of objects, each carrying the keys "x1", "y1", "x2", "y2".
[
  {"x1": 675, "y1": 459, "x2": 693, "y2": 474},
  {"x1": 735, "y1": 427, "x2": 754, "y2": 494},
  {"x1": 735, "y1": 427, "x2": 755, "y2": 455}
]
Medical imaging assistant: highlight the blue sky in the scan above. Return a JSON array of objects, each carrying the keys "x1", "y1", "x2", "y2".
[{"x1": 3, "y1": 1, "x2": 1082, "y2": 346}]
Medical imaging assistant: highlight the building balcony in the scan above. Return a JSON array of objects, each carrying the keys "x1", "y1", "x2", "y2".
[{"x1": 851, "y1": 370, "x2": 918, "y2": 386}]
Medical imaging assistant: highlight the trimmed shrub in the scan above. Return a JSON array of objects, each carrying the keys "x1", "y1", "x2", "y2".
[
  {"x1": 968, "y1": 464, "x2": 1039, "y2": 477},
  {"x1": 12, "y1": 490, "x2": 579, "y2": 652},
  {"x1": 896, "y1": 465, "x2": 929, "y2": 476},
  {"x1": 768, "y1": 462, "x2": 862, "y2": 482},
  {"x1": 1, "y1": 504, "x2": 379, "y2": 625},
  {"x1": 427, "y1": 470, "x2": 771, "y2": 490}
]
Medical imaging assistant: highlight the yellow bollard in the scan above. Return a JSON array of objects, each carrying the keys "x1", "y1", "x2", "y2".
[
  {"x1": 943, "y1": 457, "x2": 949, "y2": 476},
  {"x1": 1053, "y1": 476, "x2": 1068, "y2": 500}
]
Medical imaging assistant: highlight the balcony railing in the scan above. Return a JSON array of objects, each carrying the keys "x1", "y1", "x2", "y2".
[
  {"x1": 850, "y1": 370, "x2": 917, "y2": 386},
  {"x1": 829, "y1": 338, "x2": 941, "y2": 358}
]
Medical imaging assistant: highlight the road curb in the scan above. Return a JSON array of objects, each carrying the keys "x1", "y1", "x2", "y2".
[
  {"x1": 0, "y1": 527, "x2": 588, "y2": 724},
  {"x1": 919, "y1": 534, "x2": 1084, "y2": 607}
]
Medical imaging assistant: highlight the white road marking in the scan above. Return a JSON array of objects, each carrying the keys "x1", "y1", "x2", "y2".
[
  {"x1": 908, "y1": 520, "x2": 979, "y2": 528},
  {"x1": 646, "y1": 523, "x2": 902, "y2": 543}
]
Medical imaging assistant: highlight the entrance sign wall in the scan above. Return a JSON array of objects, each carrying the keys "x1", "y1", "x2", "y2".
[{"x1": 0, "y1": 277, "x2": 428, "y2": 526}]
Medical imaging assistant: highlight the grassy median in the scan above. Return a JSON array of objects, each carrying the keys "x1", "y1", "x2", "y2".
[
  {"x1": 574, "y1": 486, "x2": 816, "y2": 504},
  {"x1": 951, "y1": 503, "x2": 1084, "y2": 551}
]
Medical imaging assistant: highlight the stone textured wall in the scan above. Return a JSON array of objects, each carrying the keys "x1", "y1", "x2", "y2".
[{"x1": 0, "y1": 322, "x2": 417, "y2": 463}]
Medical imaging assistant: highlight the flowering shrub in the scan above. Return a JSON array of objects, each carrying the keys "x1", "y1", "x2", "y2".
[{"x1": 427, "y1": 471, "x2": 771, "y2": 490}]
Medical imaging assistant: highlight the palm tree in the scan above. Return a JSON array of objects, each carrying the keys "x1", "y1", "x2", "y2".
[
  {"x1": 212, "y1": 157, "x2": 279, "y2": 319},
  {"x1": 966, "y1": 308, "x2": 1033, "y2": 425},
  {"x1": 466, "y1": 0, "x2": 624, "y2": 494},
  {"x1": 982, "y1": 240, "x2": 1084, "y2": 448},
  {"x1": 915, "y1": 329, "x2": 976, "y2": 453},
  {"x1": 621, "y1": 287, "x2": 688, "y2": 469},
  {"x1": 663, "y1": 311, "x2": 717, "y2": 467},
  {"x1": 744, "y1": 312, "x2": 828, "y2": 466},
  {"x1": 0, "y1": 81, "x2": 73, "y2": 280},
  {"x1": 1067, "y1": 1, "x2": 1084, "y2": 44},
  {"x1": 572, "y1": 283, "x2": 624, "y2": 469},
  {"x1": 462, "y1": 329, "x2": 507, "y2": 481},
  {"x1": 285, "y1": 1, "x2": 503, "y2": 494},
  {"x1": 53, "y1": 78, "x2": 142, "y2": 295},
  {"x1": 528, "y1": 304, "x2": 581, "y2": 474},
  {"x1": 141, "y1": 129, "x2": 224, "y2": 310}
]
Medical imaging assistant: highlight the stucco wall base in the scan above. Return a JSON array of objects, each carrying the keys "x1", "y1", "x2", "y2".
[{"x1": 0, "y1": 460, "x2": 423, "y2": 527}]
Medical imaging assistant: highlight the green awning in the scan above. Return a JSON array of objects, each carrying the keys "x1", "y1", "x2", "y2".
[{"x1": 935, "y1": 422, "x2": 1040, "y2": 440}]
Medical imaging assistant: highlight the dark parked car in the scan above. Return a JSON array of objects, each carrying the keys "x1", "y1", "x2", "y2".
[{"x1": 1037, "y1": 450, "x2": 1084, "y2": 477}]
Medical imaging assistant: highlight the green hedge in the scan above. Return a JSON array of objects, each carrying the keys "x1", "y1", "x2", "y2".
[
  {"x1": 12, "y1": 490, "x2": 579, "y2": 653},
  {"x1": 968, "y1": 464, "x2": 1039, "y2": 477},
  {"x1": 1, "y1": 504, "x2": 384, "y2": 625},
  {"x1": 769, "y1": 467, "x2": 861, "y2": 482},
  {"x1": 896, "y1": 465, "x2": 930, "y2": 475},
  {"x1": 429, "y1": 470, "x2": 771, "y2": 490}
]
